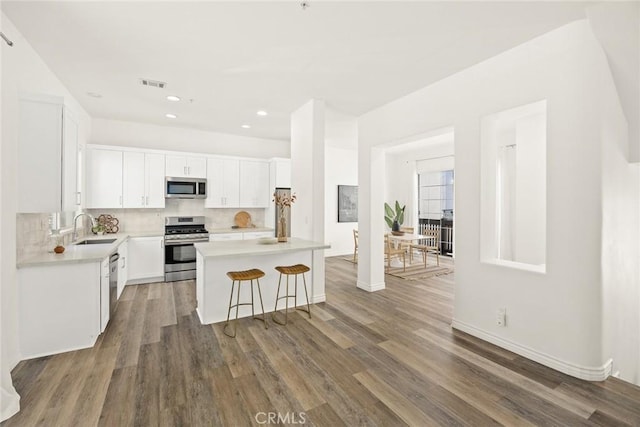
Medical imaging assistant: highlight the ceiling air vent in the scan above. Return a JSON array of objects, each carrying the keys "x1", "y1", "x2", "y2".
[{"x1": 140, "y1": 78, "x2": 166, "y2": 89}]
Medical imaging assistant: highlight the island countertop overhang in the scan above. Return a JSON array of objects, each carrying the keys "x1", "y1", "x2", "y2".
[{"x1": 194, "y1": 237, "x2": 330, "y2": 259}]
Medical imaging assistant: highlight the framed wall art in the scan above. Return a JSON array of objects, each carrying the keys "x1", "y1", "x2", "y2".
[{"x1": 338, "y1": 185, "x2": 358, "y2": 223}]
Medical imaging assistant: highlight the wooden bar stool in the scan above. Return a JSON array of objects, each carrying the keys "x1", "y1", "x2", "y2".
[
  {"x1": 272, "y1": 264, "x2": 311, "y2": 325},
  {"x1": 223, "y1": 268, "x2": 268, "y2": 338}
]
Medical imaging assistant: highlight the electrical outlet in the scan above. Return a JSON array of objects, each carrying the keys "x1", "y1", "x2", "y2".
[{"x1": 496, "y1": 308, "x2": 506, "y2": 327}]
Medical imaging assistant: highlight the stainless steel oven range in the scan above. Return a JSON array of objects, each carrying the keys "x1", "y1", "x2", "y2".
[{"x1": 164, "y1": 216, "x2": 209, "y2": 282}]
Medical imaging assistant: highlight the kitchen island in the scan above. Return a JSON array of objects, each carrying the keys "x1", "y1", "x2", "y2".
[{"x1": 194, "y1": 238, "x2": 330, "y2": 325}]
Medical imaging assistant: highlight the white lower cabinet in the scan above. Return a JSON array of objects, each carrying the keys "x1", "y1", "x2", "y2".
[
  {"x1": 18, "y1": 262, "x2": 101, "y2": 359},
  {"x1": 209, "y1": 231, "x2": 274, "y2": 241},
  {"x1": 117, "y1": 240, "x2": 129, "y2": 298},
  {"x1": 127, "y1": 236, "x2": 165, "y2": 284},
  {"x1": 243, "y1": 231, "x2": 275, "y2": 239},
  {"x1": 209, "y1": 233, "x2": 243, "y2": 242},
  {"x1": 100, "y1": 257, "x2": 110, "y2": 333}
]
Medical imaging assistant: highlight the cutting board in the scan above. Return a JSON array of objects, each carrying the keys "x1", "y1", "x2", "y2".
[{"x1": 234, "y1": 211, "x2": 252, "y2": 228}]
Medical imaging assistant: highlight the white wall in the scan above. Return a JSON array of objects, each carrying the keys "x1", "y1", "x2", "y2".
[
  {"x1": 324, "y1": 146, "x2": 358, "y2": 257},
  {"x1": 91, "y1": 118, "x2": 289, "y2": 159},
  {"x1": 600, "y1": 52, "x2": 640, "y2": 384},
  {"x1": 1, "y1": 12, "x2": 92, "y2": 420},
  {"x1": 358, "y1": 21, "x2": 626, "y2": 380}
]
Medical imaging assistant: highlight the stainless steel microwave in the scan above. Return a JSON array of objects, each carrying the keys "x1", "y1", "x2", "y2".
[{"x1": 165, "y1": 177, "x2": 207, "y2": 199}]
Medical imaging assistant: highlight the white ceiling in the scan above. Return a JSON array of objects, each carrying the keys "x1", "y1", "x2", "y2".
[{"x1": 2, "y1": 1, "x2": 594, "y2": 142}]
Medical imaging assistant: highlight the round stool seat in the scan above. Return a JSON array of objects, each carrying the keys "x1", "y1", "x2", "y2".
[
  {"x1": 275, "y1": 264, "x2": 310, "y2": 275},
  {"x1": 226, "y1": 268, "x2": 265, "y2": 281}
]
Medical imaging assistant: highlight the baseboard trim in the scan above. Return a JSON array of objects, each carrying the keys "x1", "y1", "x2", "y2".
[
  {"x1": 452, "y1": 319, "x2": 613, "y2": 381},
  {"x1": 1, "y1": 387, "x2": 20, "y2": 423},
  {"x1": 312, "y1": 294, "x2": 326, "y2": 304},
  {"x1": 356, "y1": 281, "x2": 385, "y2": 292}
]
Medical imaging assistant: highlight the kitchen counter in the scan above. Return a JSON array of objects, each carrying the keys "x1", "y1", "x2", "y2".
[
  {"x1": 17, "y1": 231, "x2": 163, "y2": 268},
  {"x1": 208, "y1": 227, "x2": 274, "y2": 235},
  {"x1": 195, "y1": 238, "x2": 330, "y2": 325},
  {"x1": 194, "y1": 237, "x2": 328, "y2": 258}
]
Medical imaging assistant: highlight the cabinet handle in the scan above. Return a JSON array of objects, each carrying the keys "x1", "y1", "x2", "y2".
[
  {"x1": 184, "y1": 166, "x2": 187, "y2": 175},
  {"x1": 141, "y1": 196, "x2": 145, "y2": 205},
  {"x1": 76, "y1": 192, "x2": 81, "y2": 205},
  {"x1": 121, "y1": 257, "x2": 126, "y2": 268},
  {"x1": 146, "y1": 196, "x2": 149, "y2": 205},
  {"x1": 161, "y1": 240, "x2": 164, "y2": 248},
  {"x1": 119, "y1": 195, "x2": 122, "y2": 206}
]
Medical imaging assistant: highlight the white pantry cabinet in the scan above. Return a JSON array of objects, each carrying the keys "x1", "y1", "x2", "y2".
[
  {"x1": 166, "y1": 155, "x2": 207, "y2": 178},
  {"x1": 127, "y1": 236, "x2": 165, "y2": 284},
  {"x1": 239, "y1": 160, "x2": 270, "y2": 207},
  {"x1": 17, "y1": 94, "x2": 80, "y2": 213},
  {"x1": 205, "y1": 158, "x2": 240, "y2": 208},
  {"x1": 123, "y1": 152, "x2": 165, "y2": 208},
  {"x1": 18, "y1": 262, "x2": 101, "y2": 359},
  {"x1": 86, "y1": 148, "x2": 123, "y2": 209}
]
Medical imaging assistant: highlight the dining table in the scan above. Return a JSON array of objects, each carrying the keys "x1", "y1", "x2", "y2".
[{"x1": 388, "y1": 233, "x2": 437, "y2": 266}]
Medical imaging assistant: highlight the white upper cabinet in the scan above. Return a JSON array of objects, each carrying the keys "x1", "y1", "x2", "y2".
[
  {"x1": 205, "y1": 158, "x2": 240, "y2": 208},
  {"x1": 273, "y1": 159, "x2": 291, "y2": 188},
  {"x1": 165, "y1": 155, "x2": 206, "y2": 178},
  {"x1": 122, "y1": 152, "x2": 165, "y2": 208},
  {"x1": 145, "y1": 153, "x2": 166, "y2": 208},
  {"x1": 86, "y1": 148, "x2": 123, "y2": 209},
  {"x1": 18, "y1": 94, "x2": 80, "y2": 213},
  {"x1": 123, "y1": 152, "x2": 145, "y2": 208},
  {"x1": 239, "y1": 160, "x2": 270, "y2": 207}
]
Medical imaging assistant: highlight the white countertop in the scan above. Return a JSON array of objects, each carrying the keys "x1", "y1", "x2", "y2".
[
  {"x1": 17, "y1": 231, "x2": 163, "y2": 268},
  {"x1": 195, "y1": 237, "x2": 329, "y2": 259},
  {"x1": 208, "y1": 227, "x2": 274, "y2": 234}
]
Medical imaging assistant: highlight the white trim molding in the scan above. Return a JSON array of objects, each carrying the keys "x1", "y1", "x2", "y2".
[
  {"x1": 452, "y1": 318, "x2": 613, "y2": 381},
  {"x1": 1, "y1": 386, "x2": 20, "y2": 422},
  {"x1": 356, "y1": 281, "x2": 385, "y2": 292}
]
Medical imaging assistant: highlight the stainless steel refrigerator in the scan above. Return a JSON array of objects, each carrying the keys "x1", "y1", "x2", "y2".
[{"x1": 274, "y1": 187, "x2": 291, "y2": 237}]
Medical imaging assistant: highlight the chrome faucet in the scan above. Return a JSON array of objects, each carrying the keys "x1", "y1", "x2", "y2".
[{"x1": 72, "y1": 213, "x2": 96, "y2": 242}]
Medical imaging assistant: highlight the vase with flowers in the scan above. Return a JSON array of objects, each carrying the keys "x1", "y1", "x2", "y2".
[{"x1": 273, "y1": 191, "x2": 296, "y2": 242}]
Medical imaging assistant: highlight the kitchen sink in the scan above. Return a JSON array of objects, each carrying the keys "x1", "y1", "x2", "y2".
[{"x1": 75, "y1": 238, "x2": 117, "y2": 245}]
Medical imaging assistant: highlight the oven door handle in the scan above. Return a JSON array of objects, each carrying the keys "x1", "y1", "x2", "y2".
[{"x1": 164, "y1": 238, "x2": 209, "y2": 246}]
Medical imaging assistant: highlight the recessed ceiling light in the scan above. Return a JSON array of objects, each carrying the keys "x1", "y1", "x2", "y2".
[
  {"x1": 256, "y1": 110, "x2": 268, "y2": 116},
  {"x1": 241, "y1": 124, "x2": 251, "y2": 129},
  {"x1": 87, "y1": 92, "x2": 102, "y2": 98},
  {"x1": 165, "y1": 113, "x2": 177, "y2": 119},
  {"x1": 166, "y1": 95, "x2": 181, "y2": 102}
]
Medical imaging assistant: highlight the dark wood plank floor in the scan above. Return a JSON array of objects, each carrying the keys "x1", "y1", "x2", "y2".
[{"x1": 4, "y1": 256, "x2": 640, "y2": 426}]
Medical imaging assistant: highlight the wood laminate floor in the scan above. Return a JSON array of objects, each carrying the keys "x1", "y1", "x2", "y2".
[{"x1": 4, "y1": 256, "x2": 640, "y2": 426}]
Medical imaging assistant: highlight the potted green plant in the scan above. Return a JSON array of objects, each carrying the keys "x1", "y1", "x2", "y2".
[
  {"x1": 91, "y1": 224, "x2": 106, "y2": 236},
  {"x1": 384, "y1": 201, "x2": 405, "y2": 234}
]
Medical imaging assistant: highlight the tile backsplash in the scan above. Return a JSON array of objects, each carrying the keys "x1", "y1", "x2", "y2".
[{"x1": 17, "y1": 200, "x2": 268, "y2": 259}]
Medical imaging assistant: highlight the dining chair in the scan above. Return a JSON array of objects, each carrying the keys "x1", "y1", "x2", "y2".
[
  {"x1": 411, "y1": 227, "x2": 440, "y2": 267},
  {"x1": 353, "y1": 229, "x2": 359, "y2": 263},
  {"x1": 384, "y1": 234, "x2": 406, "y2": 272},
  {"x1": 399, "y1": 226, "x2": 414, "y2": 259}
]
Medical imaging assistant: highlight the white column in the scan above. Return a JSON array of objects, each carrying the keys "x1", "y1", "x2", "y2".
[
  {"x1": 357, "y1": 146, "x2": 386, "y2": 292},
  {"x1": 0, "y1": 11, "x2": 21, "y2": 419},
  {"x1": 290, "y1": 99, "x2": 326, "y2": 302}
]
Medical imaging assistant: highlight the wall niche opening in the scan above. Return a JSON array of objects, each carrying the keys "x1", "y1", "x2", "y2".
[{"x1": 480, "y1": 100, "x2": 547, "y2": 273}]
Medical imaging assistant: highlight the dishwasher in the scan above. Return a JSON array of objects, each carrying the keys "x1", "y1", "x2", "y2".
[{"x1": 109, "y1": 253, "x2": 120, "y2": 318}]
